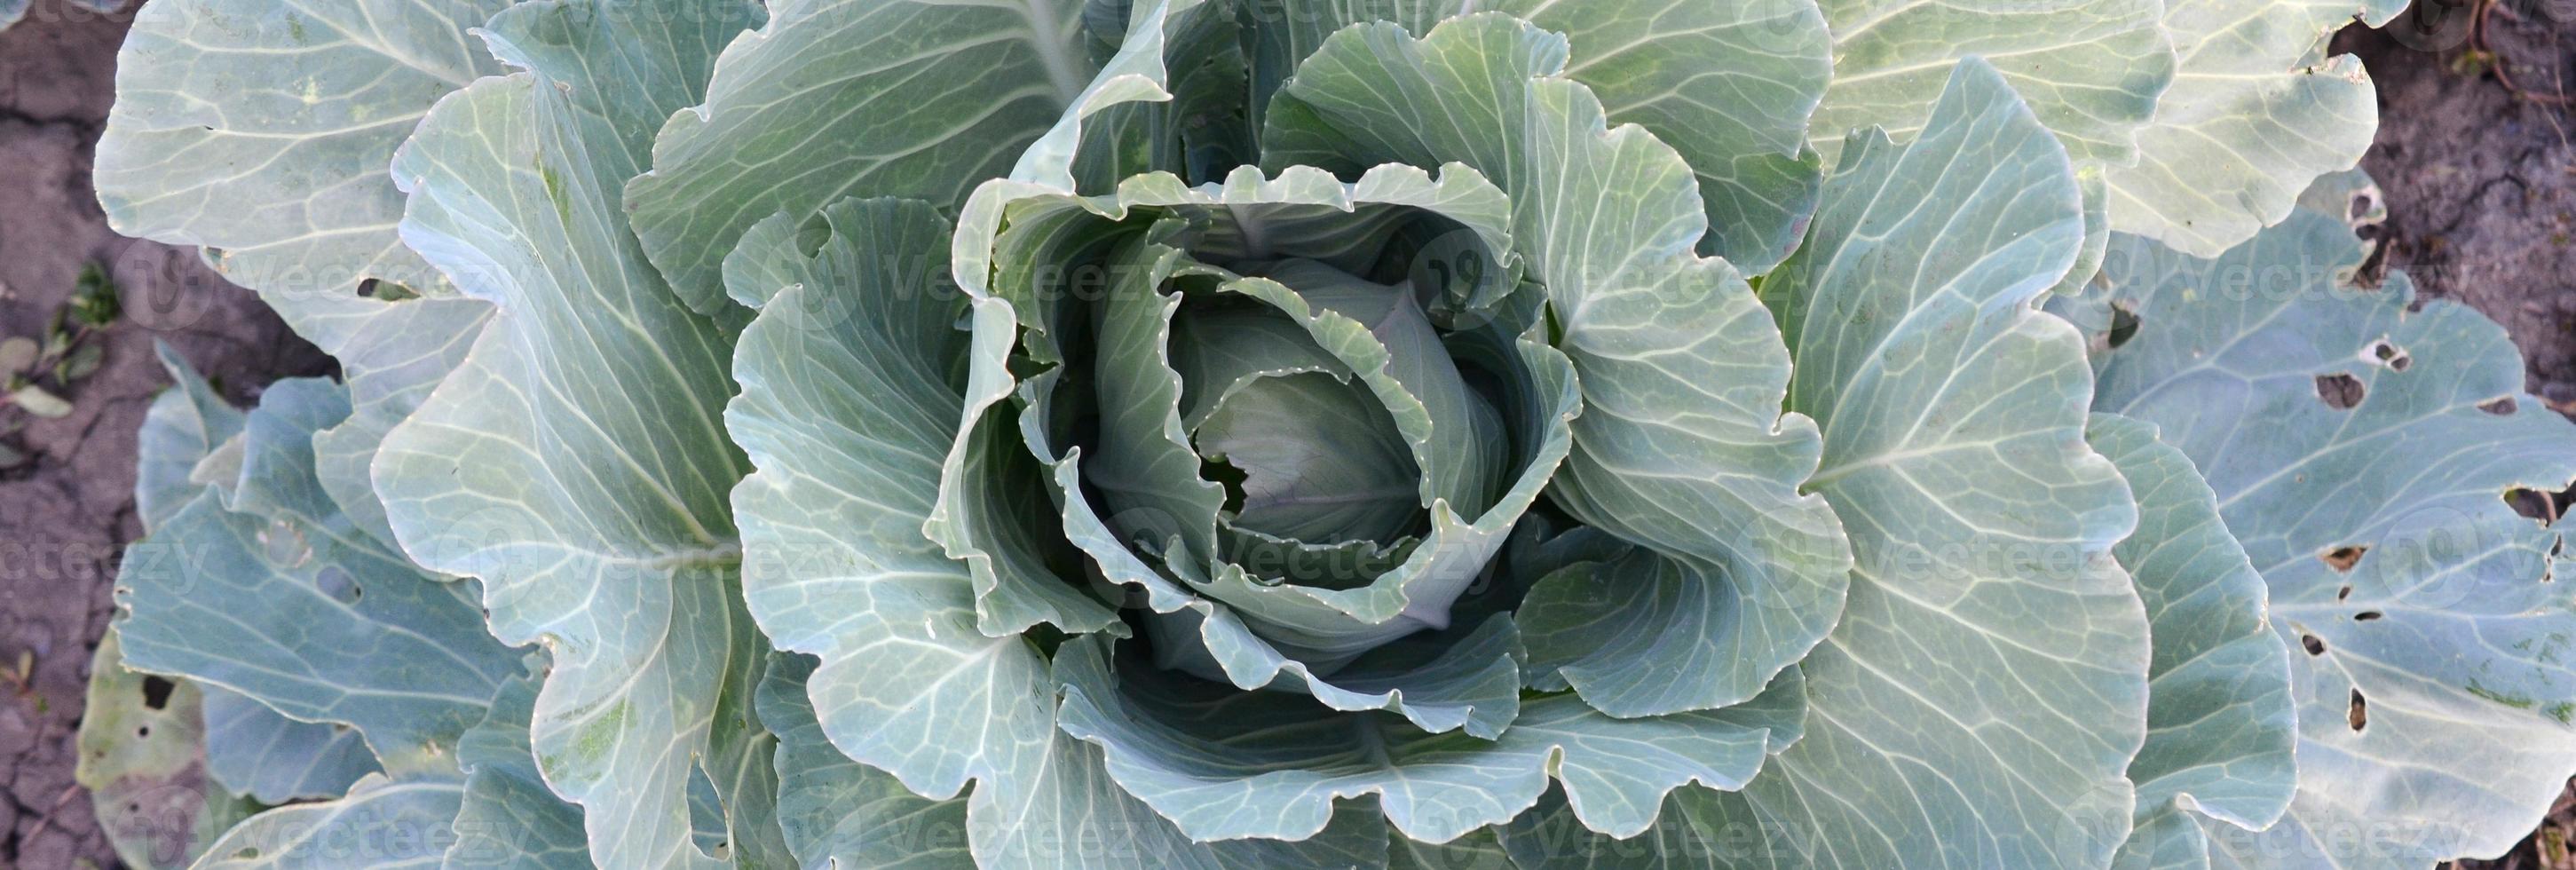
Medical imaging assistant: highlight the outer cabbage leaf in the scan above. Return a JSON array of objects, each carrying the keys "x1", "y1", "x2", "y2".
[
  {"x1": 444, "y1": 673, "x2": 595, "y2": 869},
  {"x1": 200, "y1": 685, "x2": 380, "y2": 804},
  {"x1": 1240, "y1": 0, "x2": 1832, "y2": 273},
  {"x1": 1388, "y1": 829, "x2": 1514, "y2": 870},
  {"x1": 1814, "y1": 0, "x2": 2404, "y2": 257},
  {"x1": 1054, "y1": 635, "x2": 1806, "y2": 844},
  {"x1": 190, "y1": 774, "x2": 467, "y2": 869},
  {"x1": 2087, "y1": 413, "x2": 2296, "y2": 870},
  {"x1": 1707, "y1": 58, "x2": 2153, "y2": 868},
  {"x1": 1261, "y1": 13, "x2": 1853, "y2": 718},
  {"x1": 136, "y1": 344, "x2": 243, "y2": 530},
  {"x1": 1484, "y1": 775, "x2": 1803, "y2": 869},
  {"x1": 2058, "y1": 165, "x2": 2113, "y2": 300},
  {"x1": 259, "y1": 290, "x2": 494, "y2": 550},
  {"x1": 1380, "y1": 669, "x2": 1807, "y2": 867},
  {"x1": 757, "y1": 653, "x2": 972, "y2": 870},
  {"x1": 725, "y1": 195, "x2": 1089, "y2": 810},
  {"x1": 1810, "y1": 0, "x2": 2170, "y2": 165},
  {"x1": 93, "y1": 0, "x2": 514, "y2": 295},
  {"x1": 628, "y1": 0, "x2": 1217, "y2": 308},
  {"x1": 2103, "y1": 0, "x2": 2405, "y2": 256},
  {"x1": 984, "y1": 732, "x2": 1393, "y2": 868},
  {"x1": 372, "y1": 0, "x2": 785, "y2": 865},
  {"x1": 2093, "y1": 199, "x2": 2576, "y2": 866},
  {"x1": 1812, "y1": 0, "x2": 2149, "y2": 304}
]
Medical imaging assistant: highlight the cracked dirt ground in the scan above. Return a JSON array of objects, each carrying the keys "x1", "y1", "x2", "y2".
[
  {"x1": 0, "y1": 2, "x2": 326, "y2": 866},
  {"x1": 2347, "y1": 11, "x2": 2576, "y2": 417}
]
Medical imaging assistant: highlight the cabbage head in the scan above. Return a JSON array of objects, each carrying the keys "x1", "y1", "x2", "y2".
[{"x1": 84, "y1": 0, "x2": 2576, "y2": 867}]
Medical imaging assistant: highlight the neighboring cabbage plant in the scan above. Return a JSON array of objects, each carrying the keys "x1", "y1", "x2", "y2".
[{"x1": 81, "y1": 0, "x2": 2576, "y2": 868}]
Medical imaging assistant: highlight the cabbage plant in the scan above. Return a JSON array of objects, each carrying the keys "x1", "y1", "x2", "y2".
[{"x1": 83, "y1": 0, "x2": 2576, "y2": 867}]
